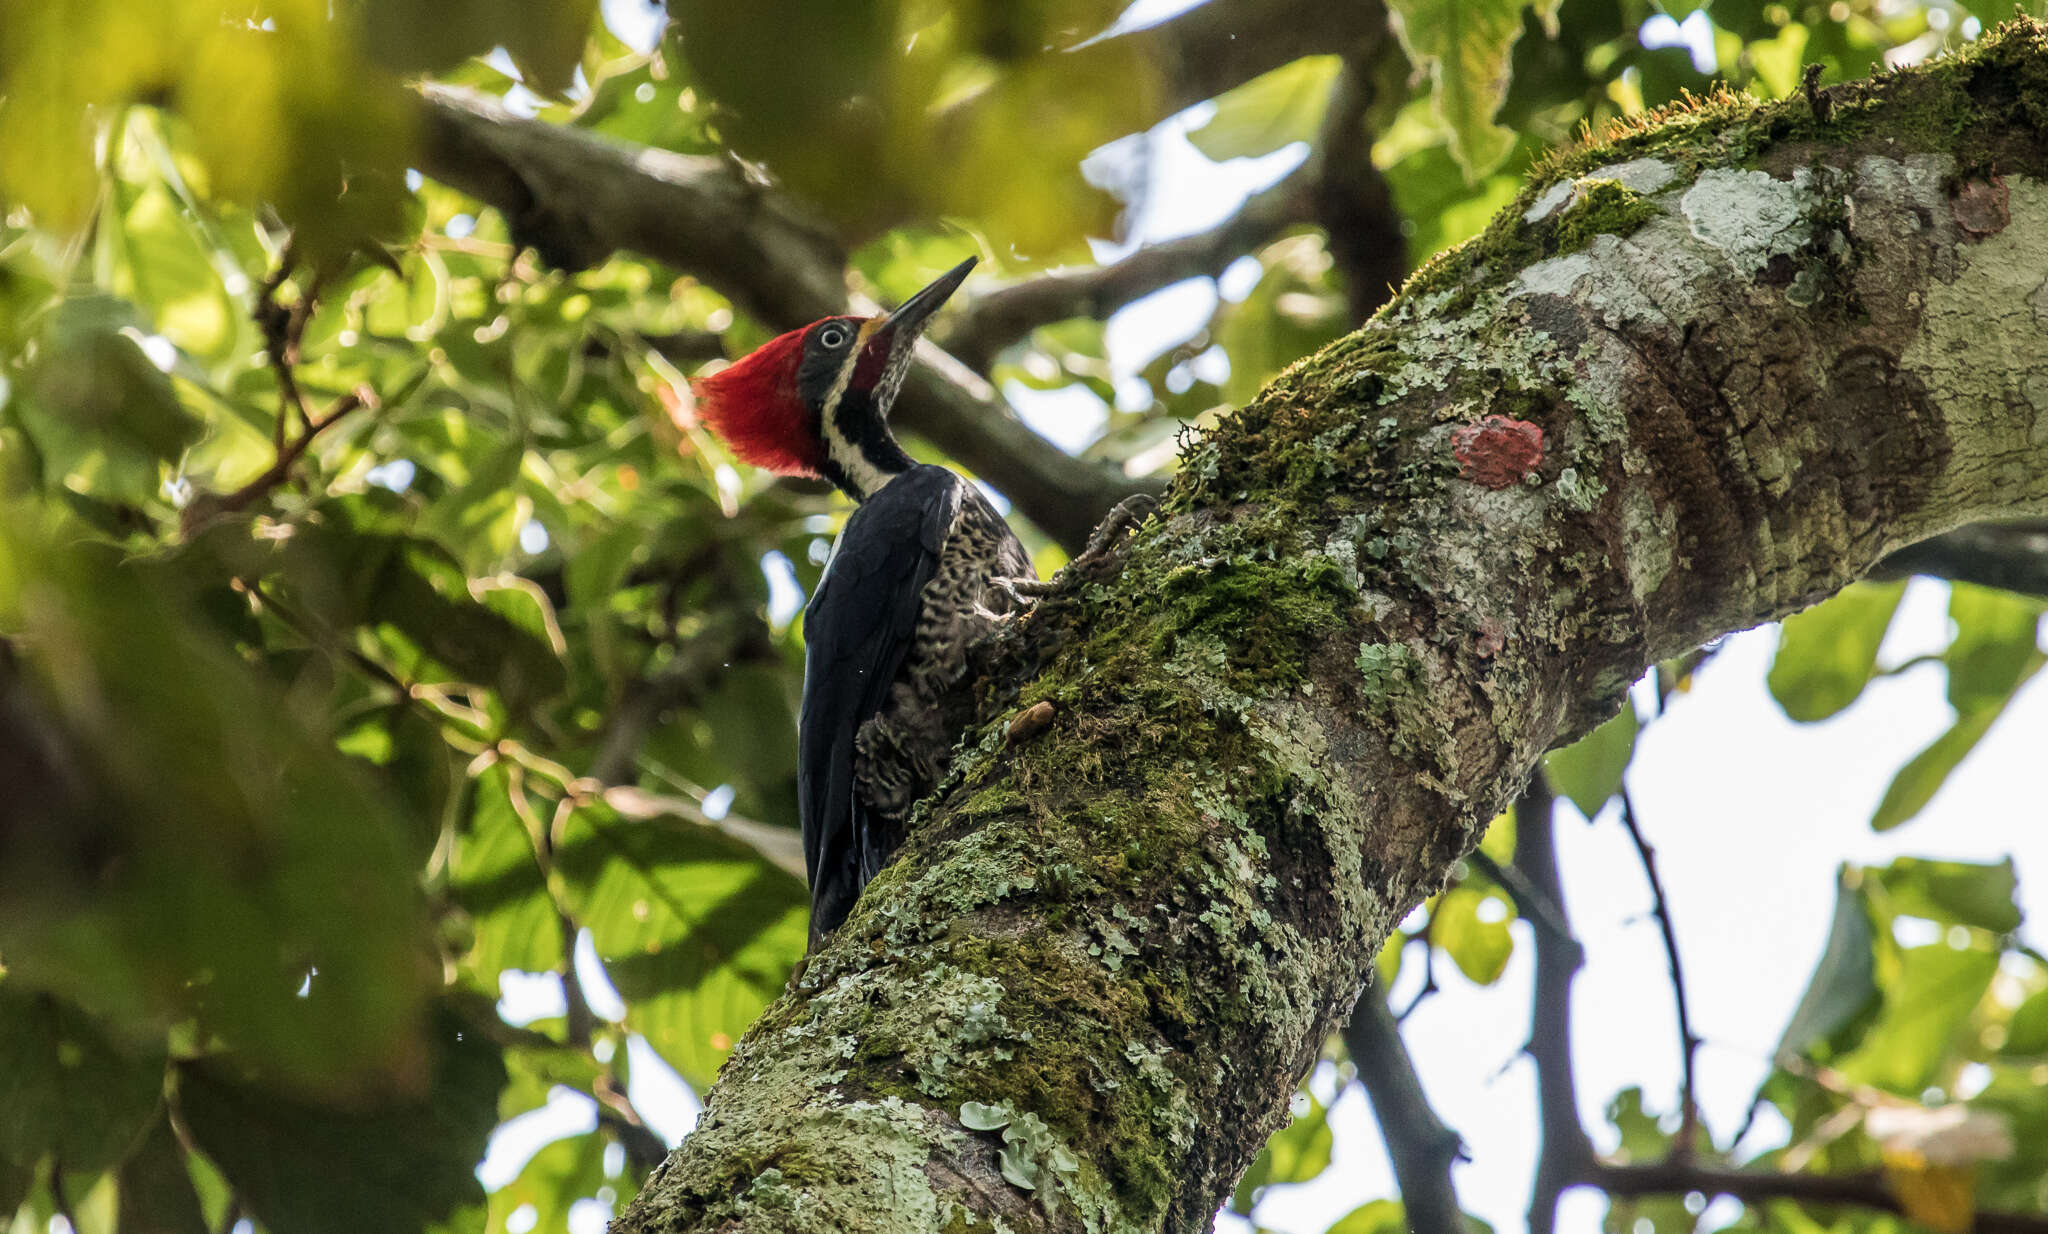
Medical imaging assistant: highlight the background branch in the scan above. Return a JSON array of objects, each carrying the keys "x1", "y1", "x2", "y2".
[
  {"x1": 1869, "y1": 519, "x2": 2048, "y2": 597},
  {"x1": 1342, "y1": 984, "x2": 1467, "y2": 1234},
  {"x1": 1515, "y1": 772, "x2": 1594, "y2": 1234}
]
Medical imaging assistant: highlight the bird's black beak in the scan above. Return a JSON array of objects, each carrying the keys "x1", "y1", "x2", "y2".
[{"x1": 873, "y1": 256, "x2": 977, "y2": 352}]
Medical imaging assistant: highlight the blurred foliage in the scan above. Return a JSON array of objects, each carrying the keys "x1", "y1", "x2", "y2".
[{"x1": 0, "y1": 0, "x2": 2041, "y2": 1232}]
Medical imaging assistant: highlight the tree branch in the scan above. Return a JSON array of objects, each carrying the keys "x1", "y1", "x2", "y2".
[
  {"x1": 1312, "y1": 56, "x2": 1408, "y2": 325},
  {"x1": 1341, "y1": 984, "x2": 1466, "y2": 1234},
  {"x1": 1869, "y1": 518, "x2": 2048, "y2": 596},
  {"x1": 1515, "y1": 773, "x2": 1592, "y2": 1234},
  {"x1": 937, "y1": 167, "x2": 1318, "y2": 374},
  {"x1": 1583, "y1": 1159, "x2": 2048, "y2": 1233}
]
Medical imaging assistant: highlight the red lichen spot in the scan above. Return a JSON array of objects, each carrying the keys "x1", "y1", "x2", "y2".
[
  {"x1": 1473, "y1": 621, "x2": 1507, "y2": 659},
  {"x1": 1952, "y1": 177, "x2": 2009, "y2": 237},
  {"x1": 1452, "y1": 415, "x2": 1544, "y2": 489},
  {"x1": 690, "y1": 327, "x2": 826, "y2": 476}
]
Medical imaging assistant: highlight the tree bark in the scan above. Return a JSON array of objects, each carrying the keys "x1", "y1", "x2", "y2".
[{"x1": 614, "y1": 30, "x2": 2048, "y2": 1234}]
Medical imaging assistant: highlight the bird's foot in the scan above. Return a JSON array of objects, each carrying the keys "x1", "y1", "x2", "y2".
[
  {"x1": 1059, "y1": 493, "x2": 1159, "y2": 581},
  {"x1": 987, "y1": 494, "x2": 1159, "y2": 612}
]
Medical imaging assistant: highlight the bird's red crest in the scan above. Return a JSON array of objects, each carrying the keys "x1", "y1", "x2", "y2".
[{"x1": 689, "y1": 327, "x2": 825, "y2": 477}]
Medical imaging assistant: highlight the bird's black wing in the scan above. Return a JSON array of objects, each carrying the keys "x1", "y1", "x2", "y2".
[{"x1": 797, "y1": 465, "x2": 961, "y2": 946}]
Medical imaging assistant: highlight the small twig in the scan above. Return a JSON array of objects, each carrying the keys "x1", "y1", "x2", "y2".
[
  {"x1": 1395, "y1": 917, "x2": 1440, "y2": 1023},
  {"x1": 558, "y1": 908, "x2": 596, "y2": 1049},
  {"x1": 594, "y1": 1073, "x2": 670, "y2": 1174},
  {"x1": 181, "y1": 387, "x2": 374, "y2": 536},
  {"x1": 1617, "y1": 786, "x2": 1702, "y2": 1158}
]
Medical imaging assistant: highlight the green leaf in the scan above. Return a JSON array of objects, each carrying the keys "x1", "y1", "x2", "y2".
[
  {"x1": 1325, "y1": 1199, "x2": 1414, "y2": 1234},
  {"x1": 178, "y1": 1007, "x2": 506, "y2": 1234},
  {"x1": 1839, "y1": 941, "x2": 1999, "y2": 1094},
  {"x1": 1542, "y1": 699, "x2": 1637, "y2": 818},
  {"x1": 11, "y1": 296, "x2": 200, "y2": 507},
  {"x1": 1945, "y1": 584, "x2": 2045, "y2": 715},
  {"x1": 0, "y1": 519, "x2": 433, "y2": 1095},
  {"x1": 1874, "y1": 857, "x2": 2022, "y2": 935},
  {"x1": 2006, "y1": 989, "x2": 2048, "y2": 1057},
  {"x1": 452, "y1": 767, "x2": 566, "y2": 982},
  {"x1": 1386, "y1": 0, "x2": 1552, "y2": 176},
  {"x1": 1212, "y1": 235, "x2": 1349, "y2": 406},
  {"x1": 116, "y1": 1115, "x2": 208, "y2": 1234},
  {"x1": 555, "y1": 805, "x2": 807, "y2": 1088},
  {"x1": 1188, "y1": 56, "x2": 1343, "y2": 161},
  {"x1": 1871, "y1": 666, "x2": 2039, "y2": 831},
  {"x1": 1432, "y1": 887, "x2": 1515, "y2": 985},
  {"x1": 0, "y1": 986, "x2": 165, "y2": 1172},
  {"x1": 1769, "y1": 870, "x2": 1878, "y2": 1068},
  {"x1": 1767, "y1": 581, "x2": 1906, "y2": 722}
]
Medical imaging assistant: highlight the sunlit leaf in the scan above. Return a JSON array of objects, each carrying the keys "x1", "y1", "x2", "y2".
[
  {"x1": 1433, "y1": 886, "x2": 1515, "y2": 985},
  {"x1": 1839, "y1": 942, "x2": 1999, "y2": 1094},
  {"x1": 485, "y1": 1130, "x2": 610, "y2": 1234},
  {"x1": 1770, "y1": 870, "x2": 1878, "y2": 1068},
  {"x1": 555, "y1": 804, "x2": 807, "y2": 1088},
  {"x1": 1768, "y1": 581, "x2": 1907, "y2": 723},
  {"x1": 1188, "y1": 56, "x2": 1343, "y2": 162},
  {"x1": 1874, "y1": 857, "x2": 2022, "y2": 936},
  {"x1": 1386, "y1": 0, "x2": 1555, "y2": 176},
  {"x1": 1945, "y1": 584, "x2": 2044, "y2": 715},
  {"x1": 1543, "y1": 699, "x2": 1636, "y2": 818},
  {"x1": 1871, "y1": 667, "x2": 2038, "y2": 832}
]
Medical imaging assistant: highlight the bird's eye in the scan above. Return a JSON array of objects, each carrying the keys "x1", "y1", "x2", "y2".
[{"x1": 817, "y1": 323, "x2": 852, "y2": 349}]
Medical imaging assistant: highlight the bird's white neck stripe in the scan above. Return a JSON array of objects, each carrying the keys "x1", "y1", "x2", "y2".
[{"x1": 818, "y1": 344, "x2": 898, "y2": 500}]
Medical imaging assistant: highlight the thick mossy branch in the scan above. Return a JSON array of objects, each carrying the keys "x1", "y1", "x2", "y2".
[{"x1": 617, "y1": 24, "x2": 2048, "y2": 1234}]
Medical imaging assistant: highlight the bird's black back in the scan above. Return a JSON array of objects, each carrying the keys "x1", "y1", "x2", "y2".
[{"x1": 797, "y1": 465, "x2": 964, "y2": 947}]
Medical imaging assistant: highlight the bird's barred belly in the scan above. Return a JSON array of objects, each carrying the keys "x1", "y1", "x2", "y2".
[{"x1": 853, "y1": 500, "x2": 1028, "y2": 820}]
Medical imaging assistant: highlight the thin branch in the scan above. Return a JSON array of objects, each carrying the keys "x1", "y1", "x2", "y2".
[
  {"x1": 1514, "y1": 771, "x2": 1593, "y2": 1234},
  {"x1": 183, "y1": 259, "x2": 375, "y2": 536},
  {"x1": 1583, "y1": 1159, "x2": 2048, "y2": 1234},
  {"x1": 1394, "y1": 916, "x2": 1440, "y2": 1022},
  {"x1": 1342, "y1": 983, "x2": 1466, "y2": 1234},
  {"x1": 594, "y1": 1074, "x2": 670, "y2": 1174},
  {"x1": 938, "y1": 163, "x2": 1319, "y2": 373},
  {"x1": 1616, "y1": 786, "x2": 1702, "y2": 1157}
]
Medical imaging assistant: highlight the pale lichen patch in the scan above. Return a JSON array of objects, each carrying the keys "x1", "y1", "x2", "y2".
[
  {"x1": 1680, "y1": 166, "x2": 1818, "y2": 274},
  {"x1": 1899, "y1": 175, "x2": 2048, "y2": 508},
  {"x1": 1620, "y1": 484, "x2": 1678, "y2": 603}
]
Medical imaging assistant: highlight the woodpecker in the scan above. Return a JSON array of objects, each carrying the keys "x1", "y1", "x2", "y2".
[{"x1": 692, "y1": 258, "x2": 1033, "y2": 948}]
